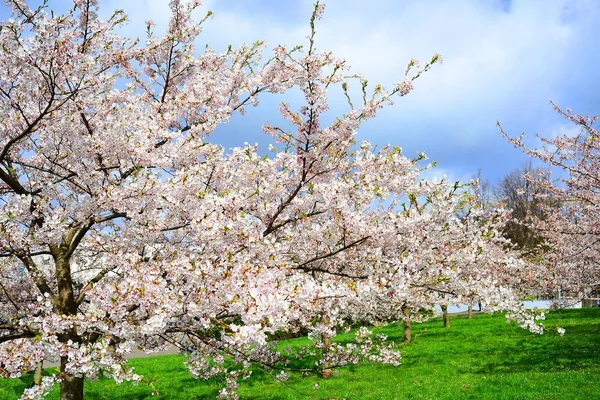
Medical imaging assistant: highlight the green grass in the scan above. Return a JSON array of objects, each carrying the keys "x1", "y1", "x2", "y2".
[{"x1": 2, "y1": 308, "x2": 599, "y2": 399}]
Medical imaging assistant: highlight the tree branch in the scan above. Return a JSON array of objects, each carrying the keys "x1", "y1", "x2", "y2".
[{"x1": 293, "y1": 236, "x2": 370, "y2": 274}]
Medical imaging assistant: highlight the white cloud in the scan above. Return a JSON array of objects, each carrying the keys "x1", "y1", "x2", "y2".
[
  {"x1": 86, "y1": 0, "x2": 600, "y2": 181},
  {"x1": 106, "y1": 1, "x2": 597, "y2": 108},
  {"x1": 421, "y1": 165, "x2": 472, "y2": 185},
  {"x1": 113, "y1": 1, "x2": 594, "y2": 129}
]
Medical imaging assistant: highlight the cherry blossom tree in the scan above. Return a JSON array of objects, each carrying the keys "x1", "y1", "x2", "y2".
[
  {"x1": 383, "y1": 187, "x2": 542, "y2": 331},
  {"x1": 0, "y1": 1, "x2": 547, "y2": 399},
  {"x1": 501, "y1": 103, "x2": 600, "y2": 301}
]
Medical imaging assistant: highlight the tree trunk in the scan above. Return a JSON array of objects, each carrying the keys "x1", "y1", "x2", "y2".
[
  {"x1": 441, "y1": 304, "x2": 450, "y2": 328},
  {"x1": 402, "y1": 304, "x2": 411, "y2": 343},
  {"x1": 53, "y1": 250, "x2": 85, "y2": 400},
  {"x1": 467, "y1": 303, "x2": 473, "y2": 319},
  {"x1": 321, "y1": 332, "x2": 332, "y2": 378},
  {"x1": 60, "y1": 356, "x2": 84, "y2": 400},
  {"x1": 320, "y1": 314, "x2": 332, "y2": 378},
  {"x1": 33, "y1": 361, "x2": 43, "y2": 386},
  {"x1": 478, "y1": 302, "x2": 482, "y2": 312}
]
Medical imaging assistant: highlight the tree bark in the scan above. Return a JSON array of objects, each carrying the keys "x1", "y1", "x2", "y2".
[
  {"x1": 53, "y1": 249, "x2": 85, "y2": 400},
  {"x1": 60, "y1": 356, "x2": 84, "y2": 400},
  {"x1": 402, "y1": 304, "x2": 411, "y2": 343},
  {"x1": 441, "y1": 304, "x2": 450, "y2": 328},
  {"x1": 467, "y1": 303, "x2": 473, "y2": 319}
]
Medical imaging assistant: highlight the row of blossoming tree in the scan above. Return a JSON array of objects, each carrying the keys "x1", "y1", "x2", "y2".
[{"x1": 0, "y1": 1, "x2": 552, "y2": 399}]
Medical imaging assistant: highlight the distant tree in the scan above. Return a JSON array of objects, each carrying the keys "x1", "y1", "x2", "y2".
[
  {"x1": 493, "y1": 162, "x2": 555, "y2": 254},
  {"x1": 474, "y1": 169, "x2": 493, "y2": 215}
]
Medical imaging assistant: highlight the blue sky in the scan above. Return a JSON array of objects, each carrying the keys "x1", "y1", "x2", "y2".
[{"x1": 3, "y1": 0, "x2": 600, "y2": 185}]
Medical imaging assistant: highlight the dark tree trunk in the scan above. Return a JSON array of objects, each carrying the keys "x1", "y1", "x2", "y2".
[
  {"x1": 402, "y1": 304, "x2": 411, "y2": 343},
  {"x1": 53, "y1": 249, "x2": 85, "y2": 400},
  {"x1": 441, "y1": 304, "x2": 450, "y2": 328},
  {"x1": 467, "y1": 303, "x2": 473, "y2": 319},
  {"x1": 60, "y1": 356, "x2": 84, "y2": 400}
]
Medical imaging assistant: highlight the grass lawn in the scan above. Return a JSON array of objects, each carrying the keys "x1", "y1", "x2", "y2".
[{"x1": 1, "y1": 308, "x2": 599, "y2": 399}]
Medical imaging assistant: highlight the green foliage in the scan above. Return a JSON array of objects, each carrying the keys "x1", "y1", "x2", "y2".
[{"x1": 2, "y1": 309, "x2": 599, "y2": 399}]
